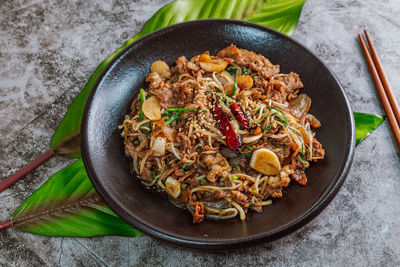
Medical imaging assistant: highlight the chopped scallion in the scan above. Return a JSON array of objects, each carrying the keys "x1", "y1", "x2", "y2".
[
  {"x1": 241, "y1": 152, "x2": 251, "y2": 159},
  {"x1": 139, "y1": 88, "x2": 146, "y2": 120},
  {"x1": 165, "y1": 111, "x2": 182, "y2": 125},
  {"x1": 166, "y1": 108, "x2": 206, "y2": 113},
  {"x1": 227, "y1": 80, "x2": 238, "y2": 97},
  {"x1": 231, "y1": 175, "x2": 239, "y2": 180},
  {"x1": 264, "y1": 125, "x2": 272, "y2": 132},
  {"x1": 226, "y1": 67, "x2": 237, "y2": 76},
  {"x1": 268, "y1": 106, "x2": 288, "y2": 126}
]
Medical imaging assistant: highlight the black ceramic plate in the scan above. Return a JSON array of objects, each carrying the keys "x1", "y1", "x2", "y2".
[{"x1": 81, "y1": 19, "x2": 355, "y2": 250}]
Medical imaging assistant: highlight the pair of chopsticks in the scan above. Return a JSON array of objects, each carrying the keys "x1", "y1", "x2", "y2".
[{"x1": 358, "y1": 30, "x2": 400, "y2": 150}]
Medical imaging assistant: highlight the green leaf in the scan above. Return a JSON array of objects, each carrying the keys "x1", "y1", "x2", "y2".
[
  {"x1": 11, "y1": 159, "x2": 141, "y2": 237},
  {"x1": 246, "y1": 0, "x2": 307, "y2": 35},
  {"x1": 50, "y1": 0, "x2": 306, "y2": 158},
  {"x1": 354, "y1": 112, "x2": 385, "y2": 146}
]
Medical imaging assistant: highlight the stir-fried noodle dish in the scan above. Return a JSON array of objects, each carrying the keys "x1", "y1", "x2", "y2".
[{"x1": 120, "y1": 45, "x2": 325, "y2": 223}]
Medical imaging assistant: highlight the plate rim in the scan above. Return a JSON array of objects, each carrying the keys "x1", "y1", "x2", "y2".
[{"x1": 81, "y1": 18, "x2": 355, "y2": 250}]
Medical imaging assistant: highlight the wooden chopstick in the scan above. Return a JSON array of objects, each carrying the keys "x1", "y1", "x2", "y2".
[
  {"x1": 364, "y1": 30, "x2": 400, "y2": 125},
  {"x1": 358, "y1": 31, "x2": 400, "y2": 149}
]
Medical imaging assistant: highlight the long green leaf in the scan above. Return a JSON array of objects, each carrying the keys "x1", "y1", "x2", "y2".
[
  {"x1": 11, "y1": 159, "x2": 141, "y2": 237},
  {"x1": 247, "y1": 0, "x2": 306, "y2": 35},
  {"x1": 50, "y1": 0, "x2": 306, "y2": 158},
  {"x1": 354, "y1": 112, "x2": 385, "y2": 145}
]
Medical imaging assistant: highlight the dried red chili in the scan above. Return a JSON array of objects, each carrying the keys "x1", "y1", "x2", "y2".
[
  {"x1": 191, "y1": 201, "x2": 205, "y2": 223},
  {"x1": 213, "y1": 104, "x2": 242, "y2": 152},
  {"x1": 230, "y1": 103, "x2": 250, "y2": 130}
]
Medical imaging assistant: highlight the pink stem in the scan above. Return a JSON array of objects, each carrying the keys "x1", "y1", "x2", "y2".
[
  {"x1": 0, "y1": 149, "x2": 55, "y2": 193},
  {"x1": 0, "y1": 220, "x2": 13, "y2": 230}
]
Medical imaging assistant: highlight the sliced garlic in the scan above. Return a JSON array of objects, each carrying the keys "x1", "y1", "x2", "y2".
[
  {"x1": 152, "y1": 137, "x2": 166, "y2": 156},
  {"x1": 150, "y1": 60, "x2": 171, "y2": 79},
  {"x1": 165, "y1": 176, "x2": 181, "y2": 198},
  {"x1": 242, "y1": 134, "x2": 263, "y2": 144},
  {"x1": 142, "y1": 96, "x2": 161, "y2": 121},
  {"x1": 249, "y1": 148, "x2": 281, "y2": 175},
  {"x1": 199, "y1": 59, "x2": 228, "y2": 72}
]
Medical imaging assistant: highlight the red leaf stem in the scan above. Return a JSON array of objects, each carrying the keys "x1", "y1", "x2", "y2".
[{"x1": 0, "y1": 220, "x2": 13, "y2": 231}]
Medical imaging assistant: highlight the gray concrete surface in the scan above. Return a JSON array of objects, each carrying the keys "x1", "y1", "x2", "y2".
[{"x1": 1, "y1": 0, "x2": 400, "y2": 266}]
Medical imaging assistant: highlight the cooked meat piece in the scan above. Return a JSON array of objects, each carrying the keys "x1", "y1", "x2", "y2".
[
  {"x1": 291, "y1": 168, "x2": 307, "y2": 185},
  {"x1": 275, "y1": 72, "x2": 304, "y2": 101},
  {"x1": 124, "y1": 139, "x2": 136, "y2": 158},
  {"x1": 270, "y1": 136, "x2": 293, "y2": 163},
  {"x1": 140, "y1": 168, "x2": 153, "y2": 183},
  {"x1": 146, "y1": 72, "x2": 196, "y2": 108},
  {"x1": 312, "y1": 138, "x2": 325, "y2": 160},
  {"x1": 180, "y1": 187, "x2": 191, "y2": 205},
  {"x1": 204, "y1": 153, "x2": 232, "y2": 182},
  {"x1": 276, "y1": 72, "x2": 303, "y2": 91},
  {"x1": 145, "y1": 72, "x2": 174, "y2": 108},
  {"x1": 171, "y1": 82, "x2": 194, "y2": 106},
  {"x1": 211, "y1": 190, "x2": 231, "y2": 201},
  {"x1": 176, "y1": 133, "x2": 192, "y2": 154},
  {"x1": 174, "y1": 56, "x2": 189, "y2": 75},
  {"x1": 217, "y1": 44, "x2": 280, "y2": 78},
  {"x1": 232, "y1": 190, "x2": 248, "y2": 203},
  {"x1": 280, "y1": 165, "x2": 293, "y2": 187},
  {"x1": 174, "y1": 169, "x2": 184, "y2": 177},
  {"x1": 177, "y1": 170, "x2": 195, "y2": 183}
]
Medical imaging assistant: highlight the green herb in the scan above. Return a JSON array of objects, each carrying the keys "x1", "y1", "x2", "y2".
[
  {"x1": 166, "y1": 108, "x2": 206, "y2": 113},
  {"x1": 162, "y1": 179, "x2": 166, "y2": 186},
  {"x1": 231, "y1": 175, "x2": 239, "y2": 180},
  {"x1": 242, "y1": 69, "x2": 248, "y2": 75},
  {"x1": 241, "y1": 152, "x2": 251, "y2": 159},
  {"x1": 184, "y1": 170, "x2": 189, "y2": 175},
  {"x1": 181, "y1": 184, "x2": 188, "y2": 190},
  {"x1": 165, "y1": 111, "x2": 182, "y2": 125},
  {"x1": 197, "y1": 182, "x2": 202, "y2": 186},
  {"x1": 226, "y1": 67, "x2": 237, "y2": 76},
  {"x1": 151, "y1": 169, "x2": 158, "y2": 179},
  {"x1": 300, "y1": 144, "x2": 304, "y2": 161},
  {"x1": 227, "y1": 80, "x2": 238, "y2": 97},
  {"x1": 184, "y1": 165, "x2": 193, "y2": 171},
  {"x1": 264, "y1": 125, "x2": 272, "y2": 132},
  {"x1": 139, "y1": 88, "x2": 146, "y2": 120},
  {"x1": 268, "y1": 106, "x2": 288, "y2": 126},
  {"x1": 249, "y1": 203, "x2": 255, "y2": 207},
  {"x1": 276, "y1": 117, "x2": 285, "y2": 125},
  {"x1": 245, "y1": 145, "x2": 252, "y2": 151}
]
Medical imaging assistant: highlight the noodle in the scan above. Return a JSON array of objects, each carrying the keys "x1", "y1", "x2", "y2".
[{"x1": 120, "y1": 45, "x2": 325, "y2": 223}]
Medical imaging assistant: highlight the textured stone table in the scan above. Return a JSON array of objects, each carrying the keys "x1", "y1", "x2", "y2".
[{"x1": 1, "y1": 0, "x2": 400, "y2": 265}]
